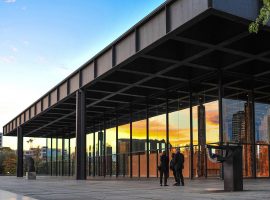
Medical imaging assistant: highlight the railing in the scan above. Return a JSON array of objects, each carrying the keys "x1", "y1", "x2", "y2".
[{"x1": 17, "y1": 143, "x2": 270, "y2": 178}]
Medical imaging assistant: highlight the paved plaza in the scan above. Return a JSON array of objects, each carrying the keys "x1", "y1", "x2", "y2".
[{"x1": 0, "y1": 176, "x2": 269, "y2": 200}]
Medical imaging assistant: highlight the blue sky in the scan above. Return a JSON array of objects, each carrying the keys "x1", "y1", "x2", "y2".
[{"x1": 0, "y1": 0, "x2": 165, "y2": 148}]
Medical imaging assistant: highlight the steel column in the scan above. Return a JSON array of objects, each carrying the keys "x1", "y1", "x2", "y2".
[
  {"x1": 251, "y1": 88, "x2": 256, "y2": 178},
  {"x1": 75, "y1": 89, "x2": 87, "y2": 180},
  {"x1": 16, "y1": 127, "x2": 23, "y2": 177},
  {"x1": 116, "y1": 114, "x2": 119, "y2": 177},
  {"x1": 189, "y1": 87, "x2": 194, "y2": 179},
  {"x1": 103, "y1": 119, "x2": 106, "y2": 177},
  {"x1": 166, "y1": 97, "x2": 169, "y2": 156},
  {"x1": 62, "y1": 138, "x2": 65, "y2": 176},
  {"x1": 46, "y1": 138, "x2": 48, "y2": 175},
  {"x1": 146, "y1": 102, "x2": 150, "y2": 178},
  {"x1": 129, "y1": 105, "x2": 133, "y2": 178},
  {"x1": 218, "y1": 70, "x2": 224, "y2": 179},
  {"x1": 218, "y1": 70, "x2": 224, "y2": 143},
  {"x1": 51, "y1": 137, "x2": 53, "y2": 176},
  {"x1": 68, "y1": 138, "x2": 71, "y2": 176},
  {"x1": 93, "y1": 123, "x2": 96, "y2": 177},
  {"x1": 56, "y1": 137, "x2": 58, "y2": 176}
]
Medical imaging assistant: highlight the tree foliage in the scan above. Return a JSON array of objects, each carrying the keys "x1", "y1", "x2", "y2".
[
  {"x1": 249, "y1": 0, "x2": 270, "y2": 33},
  {"x1": 0, "y1": 147, "x2": 17, "y2": 175}
]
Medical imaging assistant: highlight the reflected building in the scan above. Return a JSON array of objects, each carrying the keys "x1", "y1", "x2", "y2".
[{"x1": 232, "y1": 111, "x2": 245, "y2": 143}]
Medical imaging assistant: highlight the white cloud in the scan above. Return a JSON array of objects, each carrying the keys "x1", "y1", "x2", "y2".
[
  {"x1": 21, "y1": 6, "x2": 27, "y2": 10},
  {"x1": 3, "y1": 0, "x2": 16, "y2": 3},
  {"x1": 10, "y1": 46, "x2": 18, "y2": 52},
  {"x1": 36, "y1": 56, "x2": 47, "y2": 64},
  {"x1": 23, "y1": 40, "x2": 29, "y2": 46},
  {"x1": 0, "y1": 55, "x2": 15, "y2": 63}
]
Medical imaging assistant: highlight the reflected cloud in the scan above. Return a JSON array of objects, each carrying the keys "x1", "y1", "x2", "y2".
[{"x1": 206, "y1": 111, "x2": 219, "y2": 126}]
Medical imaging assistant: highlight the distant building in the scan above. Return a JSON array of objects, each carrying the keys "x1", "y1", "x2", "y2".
[{"x1": 24, "y1": 146, "x2": 48, "y2": 160}]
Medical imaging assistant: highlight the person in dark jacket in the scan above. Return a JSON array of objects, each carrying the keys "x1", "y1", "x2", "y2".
[
  {"x1": 159, "y1": 151, "x2": 169, "y2": 186},
  {"x1": 174, "y1": 148, "x2": 184, "y2": 186},
  {"x1": 170, "y1": 153, "x2": 177, "y2": 183}
]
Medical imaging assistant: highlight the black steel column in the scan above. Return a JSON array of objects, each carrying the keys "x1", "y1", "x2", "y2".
[
  {"x1": 189, "y1": 87, "x2": 194, "y2": 179},
  {"x1": 146, "y1": 102, "x2": 150, "y2": 178},
  {"x1": 62, "y1": 138, "x2": 65, "y2": 176},
  {"x1": 75, "y1": 89, "x2": 86, "y2": 180},
  {"x1": 218, "y1": 70, "x2": 224, "y2": 179},
  {"x1": 116, "y1": 114, "x2": 119, "y2": 177},
  {"x1": 251, "y1": 88, "x2": 256, "y2": 178},
  {"x1": 16, "y1": 127, "x2": 23, "y2": 177},
  {"x1": 130, "y1": 105, "x2": 133, "y2": 178},
  {"x1": 68, "y1": 138, "x2": 71, "y2": 176},
  {"x1": 103, "y1": 119, "x2": 106, "y2": 177},
  {"x1": 56, "y1": 137, "x2": 58, "y2": 176},
  {"x1": 50, "y1": 137, "x2": 53, "y2": 176},
  {"x1": 93, "y1": 123, "x2": 96, "y2": 177},
  {"x1": 198, "y1": 100, "x2": 206, "y2": 178},
  {"x1": 218, "y1": 70, "x2": 224, "y2": 144},
  {"x1": 166, "y1": 97, "x2": 169, "y2": 156},
  {"x1": 46, "y1": 138, "x2": 48, "y2": 175}
]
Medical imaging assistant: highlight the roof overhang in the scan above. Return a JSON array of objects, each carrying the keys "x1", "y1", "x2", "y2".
[{"x1": 4, "y1": 0, "x2": 270, "y2": 137}]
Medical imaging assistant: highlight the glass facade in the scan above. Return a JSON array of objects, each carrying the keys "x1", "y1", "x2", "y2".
[{"x1": 35, "y1": 99, "x2": 270, "y2": 179}]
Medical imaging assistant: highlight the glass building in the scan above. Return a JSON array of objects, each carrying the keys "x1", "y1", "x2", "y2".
[{"x1": 3, "y1": 0, "x2": 270, "y2": 179}]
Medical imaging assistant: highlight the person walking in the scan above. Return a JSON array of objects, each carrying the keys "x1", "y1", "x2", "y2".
[
  {"x1": 174, "y1": 148, "x2": 184, "y2": 186},
  {"x1": 159, "y1": 151, "x2": 169, "y2": 186}
]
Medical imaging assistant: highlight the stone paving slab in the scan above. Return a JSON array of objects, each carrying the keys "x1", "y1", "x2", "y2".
[
  {"x1": 0, "y1": 189, "x2": 37, "y2": 200},
  {"x1": 0, "y1": 176, "x2": 269, "y2": 200}
]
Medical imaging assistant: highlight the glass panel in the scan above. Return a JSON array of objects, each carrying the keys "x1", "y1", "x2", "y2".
[
  {"x1": 63, "y1": 139, "x2": 69, "y2": 176},
  {"x1": 255, "y1": 103, "x2": 270, "y2": 143},
  {"x1": 87, "y1": 132, "x2": 94, "y2": 177},
  {"x1": 94, "y1": 131, "x2": 99, "y2": 176},
  {"x1": 169, "y1": 108, "x2": 190, "y2": 147},
  {"x1": 47, "y1": 138, "x2": 51, "y2": 175},
  {"x1": 132, "y1": 118, "x2": 146, "y2": 177},
  {"x1": 242, "y1": 144, "x2": 253, "y2": 177},
  {"x1": 52, "y1": 138, "x2": 57, "y2": 176},
  {"x1": 70, "y1": 138, "x2": 76, "y2": 176},
  {"x1": 205, "y1": 101, "x2": 219, "y2": 144},
  {"x1": 149, "y1": 104, "x2": 166, "y2": 178},
  {"x1": 223, "y1": 99, "x2": 246, "y2": 143},
  {"x1": 256, "y1": 144, "x2": 269, "y2": 177},
  {"x1": 57, "y1": 138, "x2": 62, "y2": 176},
  {"x1": 106, "y1": 126, "x2": 116, "y2": 176},
  {"x1": 140, "y1": 152, "x2": 147, "y2": 177},
  {"x1": 118, "y1": 124, "x2": 129, "y2": 176}
]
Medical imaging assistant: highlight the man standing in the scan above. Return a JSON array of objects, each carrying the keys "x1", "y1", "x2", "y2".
[
  {"x1": 159, "y1": 151, "x2": 169, "y2": 186},
  {"x1": 174, "y1": 148, "x2": 184, "y2": 186}
]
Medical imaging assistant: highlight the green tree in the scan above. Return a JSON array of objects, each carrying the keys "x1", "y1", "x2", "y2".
[
  {"x1": 0, "y1": 147, "x2": 17, "y2": 175},
  {"x1": 249, "y1": 0, "x2": 270, "y2": 33},
  {"x1": 2, "y1": 155, "x2": 16, "y2": 175}
]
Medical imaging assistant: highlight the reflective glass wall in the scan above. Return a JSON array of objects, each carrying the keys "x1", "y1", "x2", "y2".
[{"x1": 42, "y1": 98, "x2": 270, "y2": 180}]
